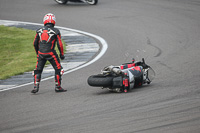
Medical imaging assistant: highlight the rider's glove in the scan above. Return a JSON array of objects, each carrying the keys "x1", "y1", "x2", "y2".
[{"x1": 60, "y1": 55, "x2": 65, "y2": 60}]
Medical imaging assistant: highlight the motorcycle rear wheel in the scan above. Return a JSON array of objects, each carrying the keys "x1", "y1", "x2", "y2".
[
  {"x1": 87, "y1": 75, "x2": 113, "y2": 87},
  {"x1": 54, "y1": 0, "x2": 68, "y2": 4}
]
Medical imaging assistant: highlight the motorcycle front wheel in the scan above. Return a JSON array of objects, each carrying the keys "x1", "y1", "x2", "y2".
[
  {"x1": 87, "y1": 75, "x2": 113, "y2": 87},
  {"x1": 86, "y1": 0, "x2": 98, "y2": 5},
  {"x1": 54, "y1": 0, "x2": 68, "y2": 4}
]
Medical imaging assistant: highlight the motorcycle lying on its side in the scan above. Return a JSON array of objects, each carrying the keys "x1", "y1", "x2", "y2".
[
  {"x1": 87, "y1": 58, "x2": 155, "y2": 93},
  {"x1": 54, "y1": 0, "x2": 98, "y2": 5}
]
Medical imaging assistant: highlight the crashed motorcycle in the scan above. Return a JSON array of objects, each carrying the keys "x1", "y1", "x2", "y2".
[
  {"x1": 54, "y1": 0, "x2": 98, "y2": 5},
  {"x1": 87, "y1": 58, "x2": 155, "y2": 93}
]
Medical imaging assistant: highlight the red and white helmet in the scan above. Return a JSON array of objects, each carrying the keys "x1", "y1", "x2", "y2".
[{"x1": 43, "y1": 13, "x2": 56, "y2": 26}]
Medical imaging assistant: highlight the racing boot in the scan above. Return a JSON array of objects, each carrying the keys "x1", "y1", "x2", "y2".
[
  {"x1": 31, "y1": 82, "x2": 39, "y2": 94},
  {"x1": 55, "y1": 71, "x2": 66, "y2": 92},
  {"x1": 32, "y1": 69, "x2": 41, "y2": 94},
  {"x1": 55, "y1": 83, "x2": 67, "y2": 92}
]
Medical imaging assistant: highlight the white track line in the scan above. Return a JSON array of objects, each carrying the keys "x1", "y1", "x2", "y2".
[{"x1": 0, "y1": 20, "x2": 108, "y2": 92}]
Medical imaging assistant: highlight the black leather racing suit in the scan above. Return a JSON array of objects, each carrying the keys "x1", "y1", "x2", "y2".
[{"x1": 33, "y1": 24, "x2": 64, "y2": 87}]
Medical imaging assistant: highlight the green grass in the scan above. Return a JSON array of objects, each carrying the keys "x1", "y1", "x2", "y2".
[{"x1": 0, "y1": 25, "x2": 66, "y2": 80}]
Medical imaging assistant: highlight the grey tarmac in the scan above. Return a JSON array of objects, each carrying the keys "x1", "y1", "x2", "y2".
[{"x1": 0, "y1": 0, "x2": 200, "y2": 133}]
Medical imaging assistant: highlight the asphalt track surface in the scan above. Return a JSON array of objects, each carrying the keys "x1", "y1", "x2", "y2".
[{"x1": 0, "y1": 0, "x2": 200, "y2": 133}]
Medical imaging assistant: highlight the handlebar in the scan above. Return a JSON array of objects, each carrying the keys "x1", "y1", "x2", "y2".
[{"x1": 142, "y1": 58, "x2": 145, "y2": 64}]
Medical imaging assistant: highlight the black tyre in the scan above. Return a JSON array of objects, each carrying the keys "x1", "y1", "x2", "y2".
[
  {"x1": 54, "y1": 0, "x2": 68, "y2": 4},
  {"x1": 87, "y1": 75, "x2": 113, "y2": 87},
  {"x1": 86, "y1": 0, "x2": 98, "y2": 5}
]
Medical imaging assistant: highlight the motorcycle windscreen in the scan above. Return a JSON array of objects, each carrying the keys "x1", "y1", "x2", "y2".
[{"x1": 147, "y1": 67, "x2": 155, "y2": 82}]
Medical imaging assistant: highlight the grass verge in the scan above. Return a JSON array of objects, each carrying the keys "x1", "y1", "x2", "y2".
[{"x1": 0, "y1": 25, "x2": 66, "y2": 80}]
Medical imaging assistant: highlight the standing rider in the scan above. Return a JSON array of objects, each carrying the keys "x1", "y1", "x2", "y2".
[{"x1": 32, "y1": 13, "x2": 67, "y2": 93}]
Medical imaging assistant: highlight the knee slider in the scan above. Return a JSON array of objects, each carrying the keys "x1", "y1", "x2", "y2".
[
  {"x1": 32, "y1": 69, "x2": 42, "y2": 76},
  {"x1": 55, "y1": 69, "x2": 64, "y2": 76},
  {"x1": 55, "y1": 69, "x2": 61, "y2": 75}
]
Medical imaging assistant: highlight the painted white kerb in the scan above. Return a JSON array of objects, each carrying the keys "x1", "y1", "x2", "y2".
[{"x1": 0, "y1": 20, "x2": 108, "y2": 92}]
